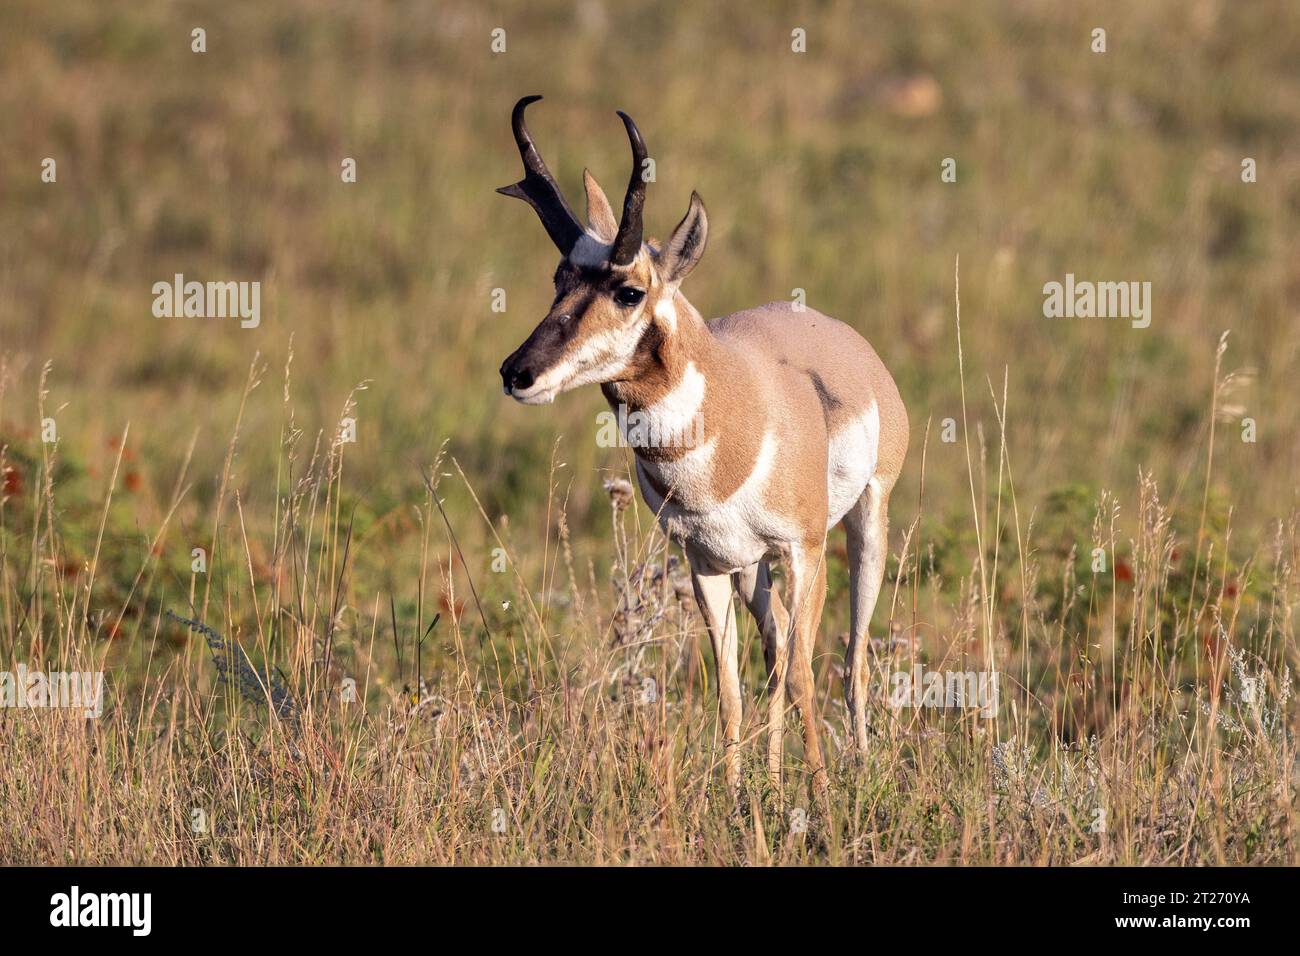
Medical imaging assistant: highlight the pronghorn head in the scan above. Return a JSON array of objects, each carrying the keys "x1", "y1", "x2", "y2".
[{"x1": 498, "y1": 96, "x2": 708, "y2": 405}]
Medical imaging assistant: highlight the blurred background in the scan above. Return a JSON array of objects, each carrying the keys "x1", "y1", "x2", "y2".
[{"x1": 0, "y1": 0, "x2": 1297, "y2": 640}]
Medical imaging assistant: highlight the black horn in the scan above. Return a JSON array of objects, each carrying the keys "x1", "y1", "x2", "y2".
[
  {"x1": 609, "y1": 110, "x2": 648, "y2": 266},
  {"x1": 497, "y1": 95, "x2": 584, "y2": 255}
]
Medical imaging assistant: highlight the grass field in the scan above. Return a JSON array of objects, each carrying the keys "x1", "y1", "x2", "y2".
[{"x1": 0, "y1": 0, "x2": 1296, "y2": 864}]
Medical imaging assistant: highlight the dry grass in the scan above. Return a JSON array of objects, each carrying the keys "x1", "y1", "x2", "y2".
[
  {"x1": 0, "y1": 0, "x2": 1296, "y2": 864},
  {"x1": 0, "y1": 268, "x2": 1294, "y2": 865}
]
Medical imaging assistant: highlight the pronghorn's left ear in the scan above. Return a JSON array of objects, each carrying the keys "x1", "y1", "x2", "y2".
[{"x1": 660, "y1": 192, "x2": 708, "y2": 283}]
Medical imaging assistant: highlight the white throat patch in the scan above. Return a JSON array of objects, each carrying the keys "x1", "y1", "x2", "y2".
[{"x1": 636, "y1": 360, "x2": 705, "y2": 447}]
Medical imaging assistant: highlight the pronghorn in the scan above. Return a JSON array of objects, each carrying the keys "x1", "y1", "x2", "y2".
[{"x1": 497, "y1": 96, "x2": 908, "y2": 792}]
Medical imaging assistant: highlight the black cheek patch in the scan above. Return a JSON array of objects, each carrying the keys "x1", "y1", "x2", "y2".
[{"x1": 633, "y1": 317, "x2": 665, "y2": 365}]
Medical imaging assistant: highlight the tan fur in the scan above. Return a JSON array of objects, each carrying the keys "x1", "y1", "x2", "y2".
[{"x1": 503, "y1": 164, "x2": 909, "y2": 795}]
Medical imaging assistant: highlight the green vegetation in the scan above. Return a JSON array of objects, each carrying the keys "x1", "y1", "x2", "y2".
[{"x1": 0, "y1": 0, "x2": 1295, "y2": 864}]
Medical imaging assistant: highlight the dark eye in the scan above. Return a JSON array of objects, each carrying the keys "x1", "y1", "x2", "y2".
[{"x1": 613, "y1": 286, "x2": 645, "y2": 308}]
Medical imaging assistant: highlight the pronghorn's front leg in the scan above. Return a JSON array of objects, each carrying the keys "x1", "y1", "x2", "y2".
[
  {"x1": 690, "y1": 562, "x2": 743, "y2": 793},
  {"x1": 736, "y1": 560, "x2": 790, "y2": 787},
  {"x1": 784, "y1": 542, "x2": 829, "y2": 794}
]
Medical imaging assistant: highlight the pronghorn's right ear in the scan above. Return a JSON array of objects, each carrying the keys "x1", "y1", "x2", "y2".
[
  {"x1": 583, "y1": 169, "x2": 619, "y2": 243},
  {"x1": 660, "y1": 192, "x2": 708, "y2": 284}
]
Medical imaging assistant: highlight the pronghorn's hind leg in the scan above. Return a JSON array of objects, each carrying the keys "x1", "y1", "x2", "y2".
[
  {"x1": 842, "y1": 476, "x2": 892, "y2": 754},
  {"x1": 736, "y1": 560, "x2": 790, "y2": 787}
]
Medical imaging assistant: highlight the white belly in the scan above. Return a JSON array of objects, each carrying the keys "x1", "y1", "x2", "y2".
[
  {"x1": 635, "y1": 433, "x2": 798, "y2": 573},
  {"x1": 631, "y1": 401, "x2": 881, "y2": 569},
  {"x1": 825, "y1": 402, "x2": 880, "y2": 528}
]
